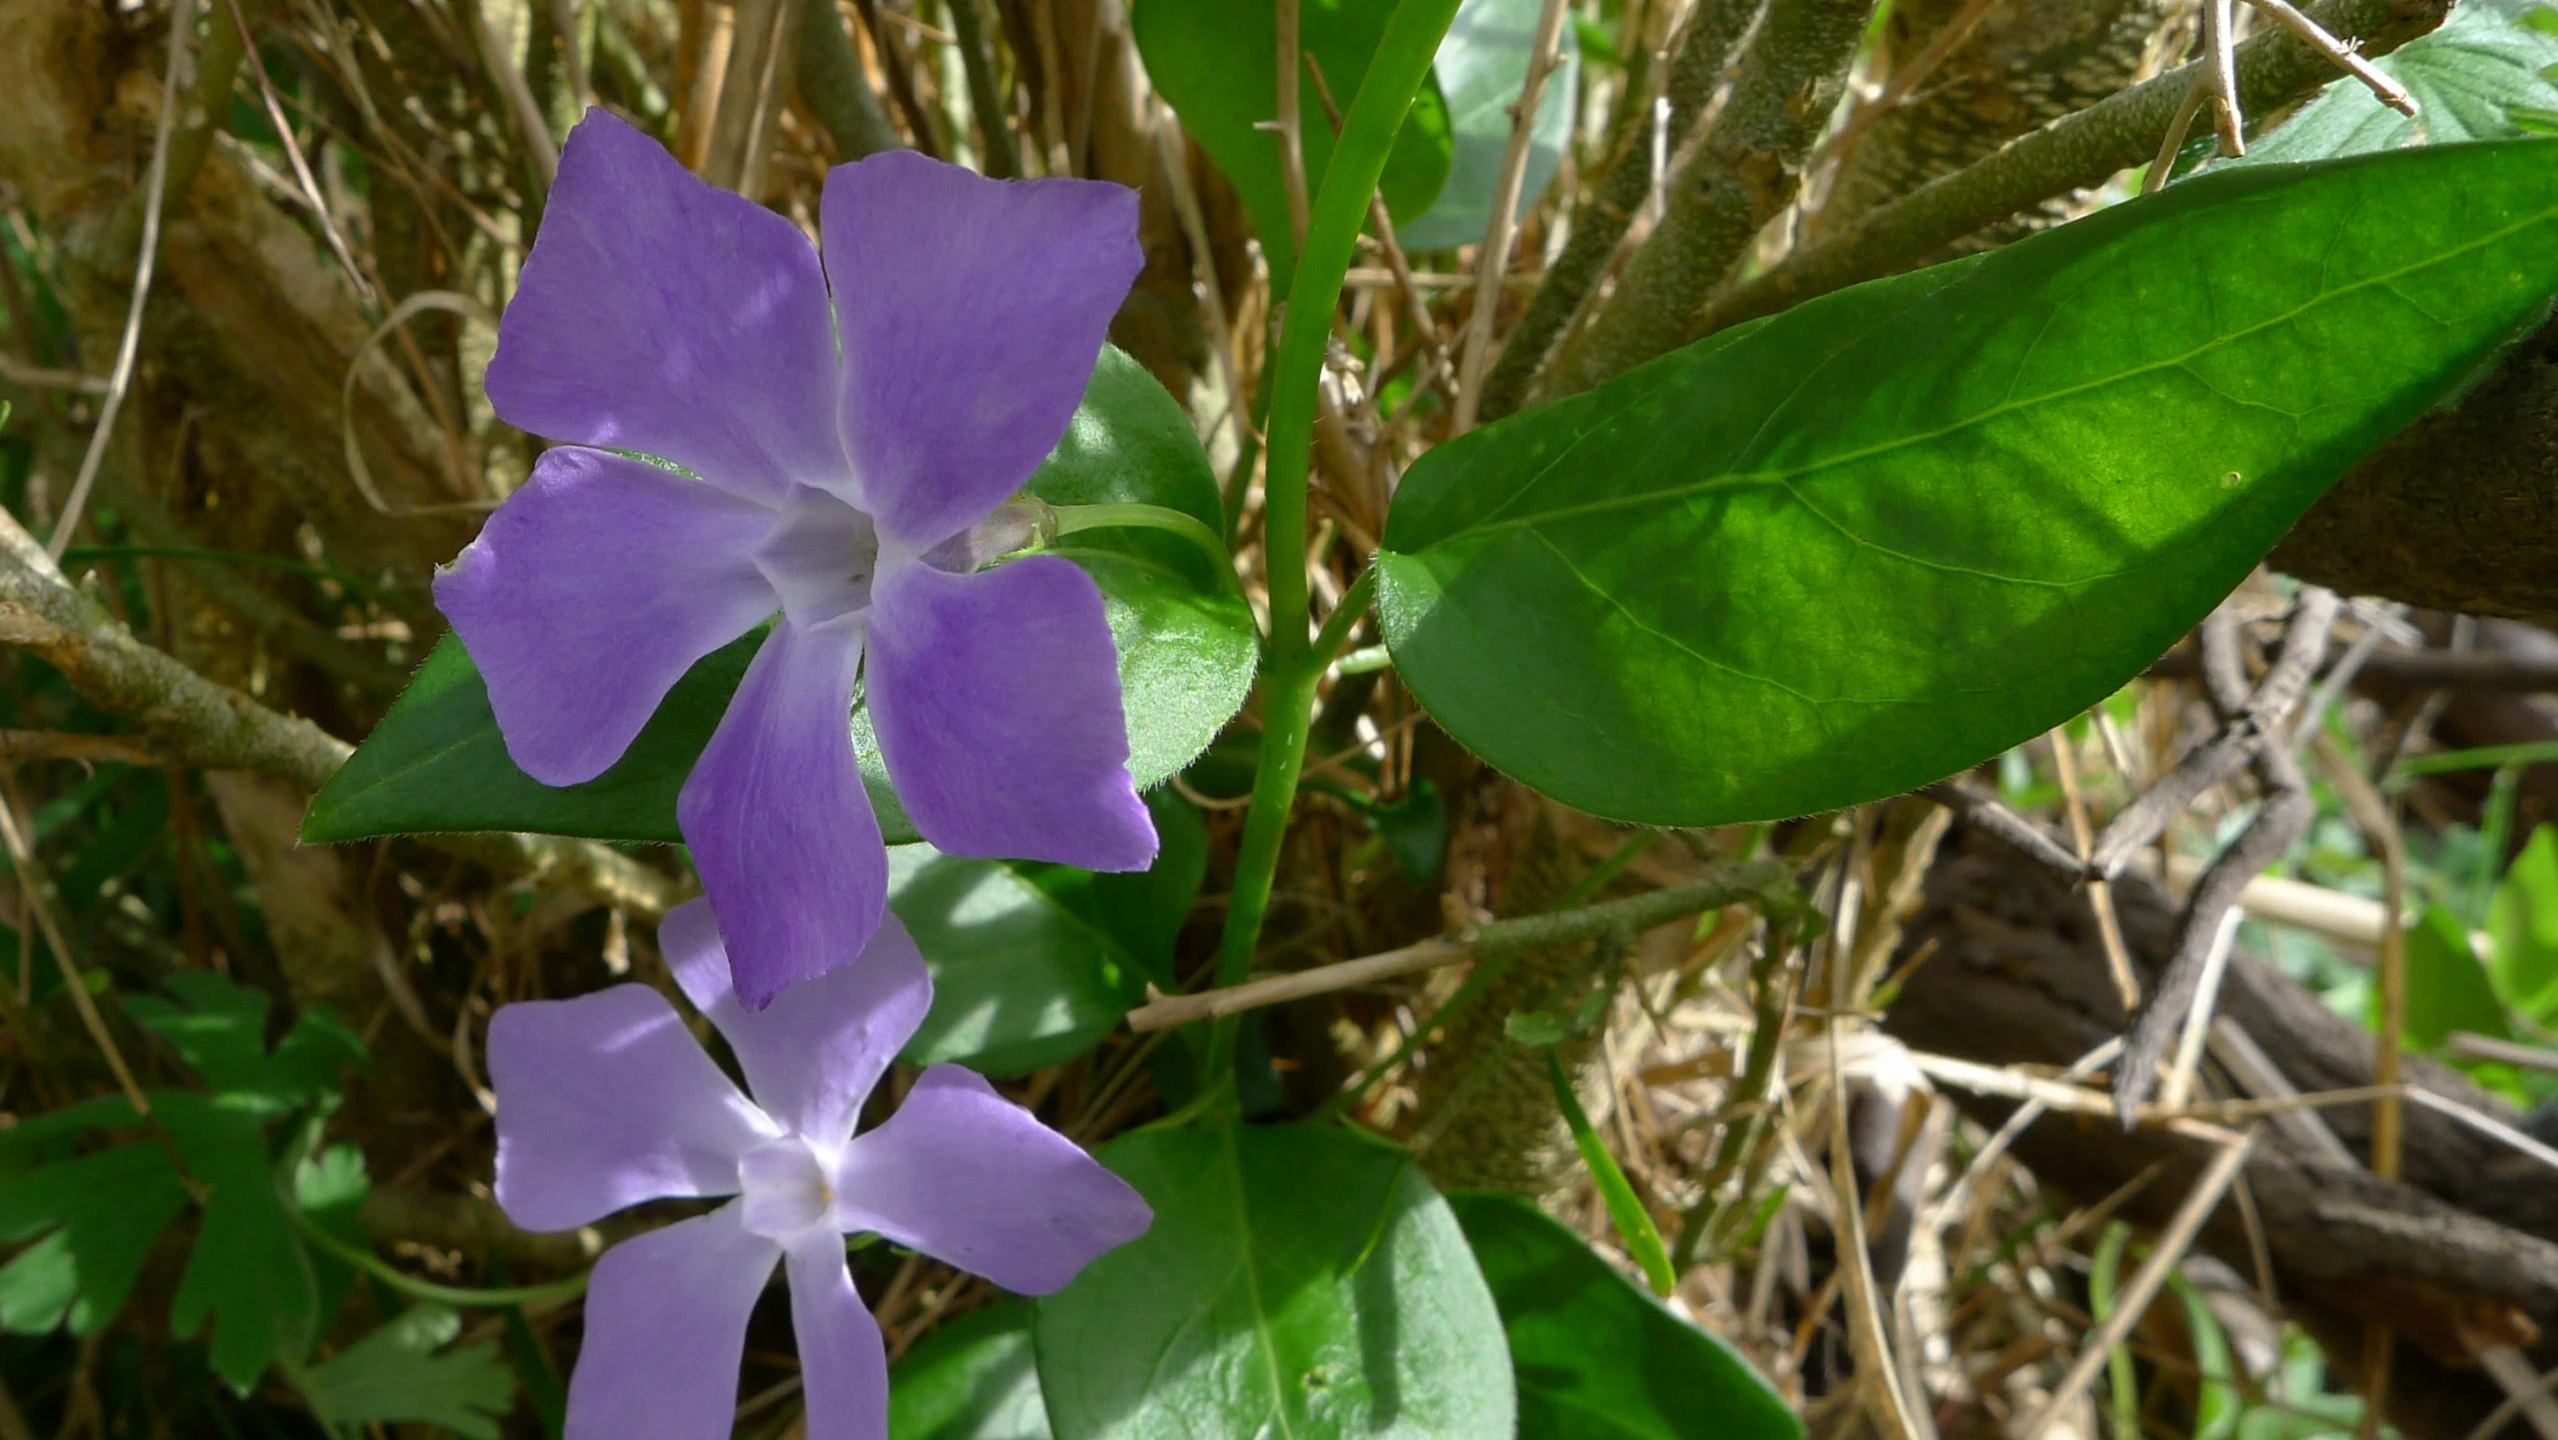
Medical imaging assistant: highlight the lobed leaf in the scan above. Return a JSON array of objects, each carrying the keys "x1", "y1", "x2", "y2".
[
  {"x1": 296, "y1": 1303, "x2": 517, "y2": 1439},
  {"x1": 1378, "y1": 142, "x2": 2558, "y2": 826}
]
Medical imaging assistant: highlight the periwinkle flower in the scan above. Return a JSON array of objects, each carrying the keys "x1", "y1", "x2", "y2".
[
  {"x1": 489, "y1": 898, "x2": 1150, "y2": 1440},
  {"x1": 437, "y1": 110, "x2": 1158, "y2": 1008}
]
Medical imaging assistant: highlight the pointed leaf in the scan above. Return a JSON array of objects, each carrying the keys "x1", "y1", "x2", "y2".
[{"x1": 1378, "y1": 142, "x2": 2558, "y2": 825}]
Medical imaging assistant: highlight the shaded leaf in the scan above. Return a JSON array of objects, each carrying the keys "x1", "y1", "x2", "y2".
[
  {"x1": 297, "y1": 1304, "x2": 516, "y2": 1440},
  {"x1": 1034, "y1": 1123, "x2": 1513, "y2": 1438},
  {"x1": 2241, "y1": 0, "x2": 2558, "y2": 163},
  {"x1": 893, "y1": 846, "x2": 1145, "y2": 1077},
  {"x1": 1397, "y1": 0, "x2": 1579, "y2": 250},
  {"x1": 2393, "y1": 903, "x2": 2512, "y2": 1050},
  {"x1": 1448, "y1": 1191, "x2": 1800, "y2": 1440},
  {"x1": 890, "y1": 1301, "x2": 1051, "y2": 1440},
  {"x1": 2489, "y1": 824, "x2": 2558, "y2": 1019},
  {"x1": 0, "y1": 1143, "x2": 186, "y2": 1336},
  {"x1": 1015, "y1": 790, "x2": 1207, "y2": 989},
  {"x1": 304, "y1": 347, "x2": 1253, "y2": 849},
  {"x1": 1377, "y1": 142, "x2": 2558, "y2": 825},
  {"x1": 160, "y1": 1092, "x2": 318, "y2": 1393},
  {"x1": 1133, "y1": 0, "x2": 1453, "y2": 295}
]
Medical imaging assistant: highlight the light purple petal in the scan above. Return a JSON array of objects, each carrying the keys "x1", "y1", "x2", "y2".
[
  {"x1": 489, "y1": 109, "x2": 843, "y2": 506},
  {"x1": 784, "y1": 1232, "x2": 889, "y2": 1440},
  {"x1": 435, "y1": 446, "x2": 779, "y2": 786},
  {"x1": 565, "y1": 1203, "x2": 778, "y2": 1440},
  {"x1": 661, "y1": 897, "x2": 932, "y2": 1147},
  {"x1": 829, "y1": 1065, "x2": 1152, "y2": 1295},
  {"x1": 489, "y1": 986, "x2": 776, "y2": 1233},
  {"x1": 679, "y1": 617, "x2": 885, "y2": 1010},
  {"x1": 822, "y1": 153, "x2": 1140, "y2": 550},
  {"x1": 866, "y1": 556, "x2": 1155, "y2": 871}
]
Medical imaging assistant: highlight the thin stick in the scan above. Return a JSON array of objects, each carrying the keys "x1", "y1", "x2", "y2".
[
  {"x1": 0, "y1": 774, "x2": 153, "y2": 1124},
  {"x1": 2160, "y1": 906, "x2": 2242, "y2": 1109},
  {"x1": 2050, "y1": 726, "x2": 2140, "y2": 1011},
  {"x1": 50, "y1": 0, "x2": 197, "y2": 563},
  {"x1": 1452, "y1": 0, "x2": 1572, "y2": 435},
  {"x1": 2241, "y1": 0, "x2": 2417, "y2": 114},
  {"x1": 2205, "y1": 0, "x2": 2248, "y2": 156},
  {"x1": 1826, "y1": 1020, "x2": 1924, "y2": 1440},
  {"x1": 1128, "y1": 863, "x2": 1795, "y2": 1032},
  {"x1": 1153, "y1": 114, "x2": 1250, "y2": 467},
  {"x1": 2013, "y1": 1129, "x2": 2260, "y2": 1440},
  {"x1": 2143, "y1": 77, "x2": 2209, "y2": 194},
  {"x1": 221, "y1": 0, "x2": 374, "y2": 303},
  {"x1": 2316, "y1": 733, "x2": 2405, "y2": 1179},
  {"x1": 1274, "y1": 0, "x2": 1312, "y2": 249}
]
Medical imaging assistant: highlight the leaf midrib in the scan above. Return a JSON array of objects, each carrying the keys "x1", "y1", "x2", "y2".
[{"x1": 1404, "y1": 188, "x2": 2558, "y2": 553}]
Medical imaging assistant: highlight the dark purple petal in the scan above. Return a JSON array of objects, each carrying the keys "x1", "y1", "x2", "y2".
[
  {"x1": 679, "y1": 617, "x2": 885, "y2": 1010},
  {"x1": 488, "y1": 109, "x2": 844, "y2": 507},
  {"x1": 436, "y1": 446, "x2": 779, "y2": 786},
  {"x1": 866, "y1": 556, "x2": 1155, "y2": 871},
  {"x1": 661, "y1": 898, "x2": 932, "y2": 1147},
  {"x1": 565, "y1": 1203, "x2": 778, "y2": 1440},
  {"x1": 828, "y1": 1065, "x2": 1151, "y2": 1296},
  {"x1": 783, "y1": 1232, "x2": 889, "y2": 1440},
  {"x1": 489, "y1": 986, "x2": 776, "y2": 1233},
  {"x1": 821, "y1": 153, "x2": 1140, "y2": 549}
]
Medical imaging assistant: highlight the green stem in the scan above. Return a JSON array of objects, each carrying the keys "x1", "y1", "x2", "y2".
[
  {"x1": 291, "y1": 1206, "x2": 590, "y2": 1310},
  {"x1": 1046, "y1": 502, "x2": 1237, "y2": 587},
  {"x1": 1200, "y1": 0, "x2": 1460, "y2": 1102}
]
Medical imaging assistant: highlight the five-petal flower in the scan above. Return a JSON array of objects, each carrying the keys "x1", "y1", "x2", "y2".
[
  {"x1": 437, "y1": 109, "x2": 1159, "y2": 1008},
  {"x1": 489, "y1": 898, "x2": 1150, "y2": 1440}
]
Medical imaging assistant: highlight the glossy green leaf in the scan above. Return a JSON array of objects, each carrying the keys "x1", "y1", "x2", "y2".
[
  {"x1": 1034, "y1": 1123, "x2": 1514, "y2": 1438},
  {"x1": 1447, "y1": 1191, "x2": 1800, "y2": 1440},
  {"x1": 303, "y1": 346, "x2": 1254, "y2": 848},
  {"x1": 1015, "y1": 790, "x2": 1207, "y2": 990},
  {"x1": 1396, "y1": 0, "x2": 1579, "y2": 250},
  {"x1": 296, "y1": 1304, "x2": 516, "y2": 1439},
  {"x1": 2391, "y1": 904, "x2": 2512, "y2": 1049},
  {"x1": 1378, "y1": 142, "x2": 2558, "y2": 825},
  {"x1": 2240, "y1": 0, "x2": 2558, "y2": 164},
  {"x1": 889, "y1": 1301, "x2": 1052, "y2": 1440},
  {"x1": 2489, "y1": 824, "x2": 2558, "y2": 1019},
  {"x1": 892, "y1": 845, "x2": 1145, "y2": 1077},
  {"x1": 1133, "y1": 0, "x2": 1453, "y2": 295}
]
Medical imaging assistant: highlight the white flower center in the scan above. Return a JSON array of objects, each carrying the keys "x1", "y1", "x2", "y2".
[
  {"x1": 737, "y1": 1136, "x2": 835, "y2": 1240},
  {"x1": 753, "y1": 486, "x2": 881, "y2": 630}
]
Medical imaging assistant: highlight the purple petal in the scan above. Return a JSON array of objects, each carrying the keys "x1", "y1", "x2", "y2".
[
  {"x1": 489, "y1": 986, "x2": 776, "y2": 1233},
  {"x1": 866, "y1": 557, "x2": 1154, "y2": 871},
  {"x1": 489, "y1": 109, "x2": 843, "y2": 507},
  {"x1": 679, "y1": 617, "x2": 886, "y2": 1010},
  {"x1": 436, "y1": 446, "x2": 779, "y2": 786},
  {"x1": 829, "y1": 1065, "x2": 1152, "y2": 1295},
  {"x1": 661, "y1": 897, "x2": 933, "y2": 1147},
  {"x1": 822, "y1": 153, "x2": 1140, "y2": 550},
  {"x1": 784, "y1": 1232, "x2": 889, "y2": 1440},
  {"x1": 565, "y1": 1203, "x2": 779, "y2": 1440}
]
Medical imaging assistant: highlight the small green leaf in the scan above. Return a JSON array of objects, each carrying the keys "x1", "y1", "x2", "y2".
[
  {"x1": 0, "y1": 1143, "x2": 187, "y2": 1336},
  {"x1": 1396, "y1": 0, "x2": 1579, "y2": 250},
  {"x1": 1133, "y1": 0, "x2": 1454, "y2": 295},
  {"x1": 1447, "y1": 1191, "x2": 1801, "y2": 1440},
  {"x1": 1544, "y1": 1051, "x2": 1675, "y2": 1296},
  {"x1": 304, "y1": 348, "x2": 1253, "y2": 849},
  {"x1": 2390, "y1": 904, "x2": 2513, "y2": 1050},
  {"x1": 294, "y1": 1142, "x2": 372, "y2": 1337},
  {"x1": 296, "y1": 1304, "x2": 517, "y2": 1440},
  {"x1": 125, "y1": 971, "x2": 364, "y2": 1117},
  {"x1": 1378, "y1": 142, "x2": 2558, "y2": 826},
  {"x1": 1365, "y1": 779, "x2": 1447, "y2": 887},
  {"x1": 1034, "y1": 1123, "x2": 1514, "y2": 1438},
  {"x1": 2489, "y1": 824, "x2": 2558, "y2": 1018},
  {"x1": 889, "y1": 1301, "x2": 1051, "y2": 1440},
  {"x1": 893, "y1": 846, "x2": 1146, "y2": 1077}
]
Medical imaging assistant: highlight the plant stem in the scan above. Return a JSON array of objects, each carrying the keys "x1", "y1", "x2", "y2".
[{"x1": 1202, "y1": 0, "x2": 1463, "y2": 1099}]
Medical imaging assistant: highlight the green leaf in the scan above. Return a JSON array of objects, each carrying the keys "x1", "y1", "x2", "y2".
[
  {"x1": 160, "y1": 1091, "x2": 319, "y2": 1393},
  {"x1": 2390, "y1": 903, "x2": 2513, "y2": 1050},
  {"x1": 1133, "y1": 0, "x2": 1454, "y2": 295},
  {"x1": 1447, "y1": 1191, "x2": 1800, "y2": 1440},
  {"x1": 889, "y1": 1301, "x2": 1052, "y2": 1440},
  {"x1": 1014, "y1": 790, "x2": 1208, "y2": 990},
  {"x1": 294, "y1": 1142, "x2": 372, "y2": 1336},
  {"x1": 1542, "y1": 1051, "x2": 1675, "y2": 1297},
  {"x1": 2489, "y1": 824, "x2": 2558, "y2": 1018},
  {"x1": 893, "y1": 845, "x2": 1146, "y2": 1076},
  {"x1": 1377, "y1": 142, "x2": 2558, "y2": 826},
  {"x1": 1033, "y1": 1122, "x2": 1514, "y2": 1438},
  {"x1": 1365, "y1": 778, "x2": 1447, "y2": 886},
  {"x1": 296, "y1": 1304, "x2": 517, "y2": 1440},
  {"x1": 2241, "y1": 0, "x2": 2558, "y2": 164},
  {"x1": 303, "y1": 346, "x2": 1254, "y2": 848},
  {"x1": 0, "y1": 1143, "x2": 187, "y2": 1336},
  {"x1": 1396, "y1": 0, "x2": 1579, "y2": 250},
  {"x1": 125, "y1": 971, "x2": 365, "y2": 1118}
]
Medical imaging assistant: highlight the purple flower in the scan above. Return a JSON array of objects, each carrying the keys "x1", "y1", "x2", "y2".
[
  {"x1": 436, "y1": 109, "x2": 1158, "y2": 1008},
  {"x1": 489, "y1": 898, "x2": 1151, "y2": 1440}
]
